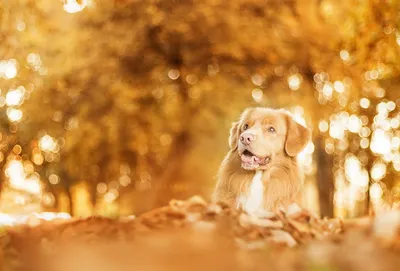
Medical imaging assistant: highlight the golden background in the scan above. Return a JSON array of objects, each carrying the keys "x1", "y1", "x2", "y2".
[{"x1": 0, "y1": 0, "x2": 399, "y2": 219}]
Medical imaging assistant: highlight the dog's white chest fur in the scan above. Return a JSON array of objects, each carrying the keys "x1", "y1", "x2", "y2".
[{"x1": 237, "y1": 170, "x2": 264, "y2": 214}]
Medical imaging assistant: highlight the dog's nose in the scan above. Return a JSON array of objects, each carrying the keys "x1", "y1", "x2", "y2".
[{"x1": 240, "y1": 133, "x2": 255, "y2": 145}]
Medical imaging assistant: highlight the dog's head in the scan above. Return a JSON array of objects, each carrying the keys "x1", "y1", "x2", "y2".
[{"x1": 229, "y1": 107, "x2": 311, "y2": 170}]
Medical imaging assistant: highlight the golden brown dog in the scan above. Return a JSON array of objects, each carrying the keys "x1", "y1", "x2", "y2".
[{"x1": 213, "y1": 107, "x2": 311, "y2": 213}]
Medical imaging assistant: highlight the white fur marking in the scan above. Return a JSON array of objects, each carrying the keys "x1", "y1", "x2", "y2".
[{"x1": 238, "y1": 170, "x2": 264, "y2": 214}]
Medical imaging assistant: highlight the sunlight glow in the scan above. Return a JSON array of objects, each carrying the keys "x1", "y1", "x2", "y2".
[
  {"x1": 63, "y1": 0, "x2": 88, "y2": 13},
  {"x1": 360, "y1": 98, "x2": 370, "y2": 109},
  {"x1": 5, "y1": 160, "x2": 42, "y2": 195},
  {"x1": 39, "y1": 135, "x2": 58, "y2": 153},
  {"x1": 6, "y1": 89, "x2": 24, "y2": 106},
  {"x1": 333, "y1": 81, "x2": 345, "y2": 93},
  {"x1": 318, "y1": 120, "x2": 329, "y2": 133},
  {"x1": 340, "y1": 50, "x2": 350, "y2": 61},
  {"x1": 345, "y1": 155, "x2": 369, "y2": 187},
  {"x1": 104, "y1": 189, "x2": 119, "y2": 203},
  {"x1": 7, "y1": 108, "x2": 23, "y2": 122},
  {"x1": 287, "y1": 74, "x2": 302, "y2": 90},
  {"x1": 371, "y1": 129, "x2": 391, "y2": 155},
  {"x1": 251, "y1": 88, "x2": 263, "y2": 102},
  {"x1": 348, "y1": 115, "x2": 362, "y2": 133},
  {"x1": 322, "y1": 83, "x2": 334, "y2": 99},
  {"x1": 370, "y1": 183, "x2": 383, "y2": 200},
  {"x1": 0, "y1": 59, "x2": 18, "y2": 79},
  {"x1": 49, "y1": 174, "x2": 60, "y2": 185},
  {"x1": 371, "y1": 162, "x2": 387, "y2": 181}
]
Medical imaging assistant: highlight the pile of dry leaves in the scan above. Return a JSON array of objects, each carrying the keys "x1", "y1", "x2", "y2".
[
  {"x1": 1, "y1": 196, "x2": 400, "y2": 271},
  {"x1": 136, "y1": 196, "x2": 343, "y2": 248}
]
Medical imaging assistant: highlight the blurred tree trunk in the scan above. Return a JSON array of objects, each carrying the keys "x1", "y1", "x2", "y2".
[
  {"x1": 88, "y1": 182, "x2": 97, "y2": 211},
  {"x1": 365, "y1": 161, "x2": 372, "y2": 216},
  {"x1": 0, "y1": 172, "x2": 4, "y2": 197},
  {"x1": 65, "y1": 187, "x2": 74, "y2": 216},
  {"x1": 60, "y1": 170, "x2": 75, "y2": 216},
  {"x1": 315, "y1": 135, "x2": 334, "y2": 218},
  {"x1": 147, "y1": 53, "x2": 195, "y2": 208},
  {"x1": 149, "y1": 126, "x2": 192, "y2": 209},
  {"x1": 0, "y1": 146, "x2": 14, "y2": 198}
]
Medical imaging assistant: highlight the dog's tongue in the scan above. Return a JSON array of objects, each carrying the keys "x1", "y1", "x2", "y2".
[{"x1": 241, "y1": 154, "x2": 265, "y2": 164}]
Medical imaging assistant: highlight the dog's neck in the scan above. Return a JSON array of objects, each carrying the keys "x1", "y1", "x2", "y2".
[{"x1": 237, "y1": 170, "x2": 264, "y2": 214}]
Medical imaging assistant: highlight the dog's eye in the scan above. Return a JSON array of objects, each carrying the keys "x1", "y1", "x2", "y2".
[
  {"x1": 268, "y1": 126, "x2": 276, "y2": 133},
  {"x1": 243, "y1": 124, "x2": 249, "y2": 130}
]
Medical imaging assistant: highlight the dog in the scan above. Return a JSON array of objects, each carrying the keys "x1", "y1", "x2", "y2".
[{"x1": 213, "y1": 107, "x2": 311, "y2": 213}]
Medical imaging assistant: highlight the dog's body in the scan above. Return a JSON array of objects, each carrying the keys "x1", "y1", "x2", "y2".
[{"x1": 213, "y1": 107, "x2": 310, "y2": 213}]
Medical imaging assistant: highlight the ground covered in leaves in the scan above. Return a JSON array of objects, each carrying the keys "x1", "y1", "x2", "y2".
[{"x1": 1, "y1": 197, "x2": 400, "y2": 271}]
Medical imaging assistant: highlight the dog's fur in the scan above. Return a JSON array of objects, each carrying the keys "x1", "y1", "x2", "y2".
[{"x1": 213, "y1": 107, "x2": 311, "y2": 211}]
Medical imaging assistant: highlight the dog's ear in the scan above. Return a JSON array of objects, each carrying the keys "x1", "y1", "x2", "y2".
[
  {"x1": 229, "y1": 121, "x2": 240, "y2": 150},
  {"x1": 284, "y1": 113, "x2": 311, "y2": 157}
]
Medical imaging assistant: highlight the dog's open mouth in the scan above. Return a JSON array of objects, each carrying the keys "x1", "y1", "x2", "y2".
[{"x1": 240, "y1": 150, "x2": 271, "y2": 170}]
